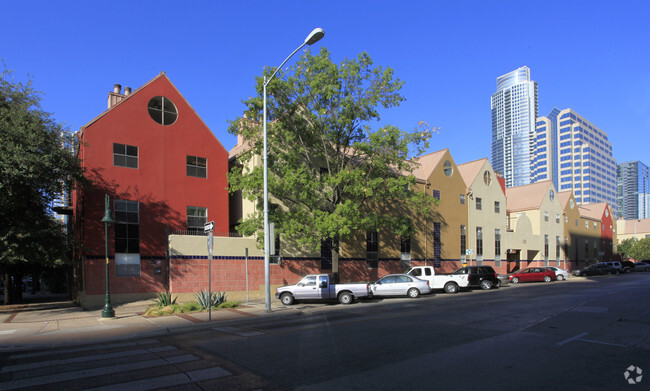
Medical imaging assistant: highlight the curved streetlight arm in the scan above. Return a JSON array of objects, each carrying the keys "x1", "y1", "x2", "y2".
[
  {"x1": 264, "y1": 43, "x2": 306, "y2": 88},
  {"x1": 264, "y1": 28, "x2": 325, "y2": 87}
]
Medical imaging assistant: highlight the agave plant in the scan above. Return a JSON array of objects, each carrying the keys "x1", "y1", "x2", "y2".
[
  {"x1": 195, "y1": 289, "x2": 227, "y2": 309},
  {"x1": 153, "y1": 291, "x2": 177, "y2": 308}
]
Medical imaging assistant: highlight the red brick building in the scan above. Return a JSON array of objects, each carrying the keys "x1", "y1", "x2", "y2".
[{"x1": 73, "y1": 73, "x2": 229, "y2": 308}]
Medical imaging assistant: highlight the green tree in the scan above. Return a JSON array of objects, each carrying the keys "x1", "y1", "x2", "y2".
[
  {"x1": 0, "y1": 67, "x2": 84, "y2": 304},
  {"x1": 616, "y1": 237, "x2": 636, "y2": 259},
  {"x1": 228, "y1": 48, "x2": 435, "y2": 275},
  {"x1": 629, "y1": 238, "x2": 650, "y2": 261}
]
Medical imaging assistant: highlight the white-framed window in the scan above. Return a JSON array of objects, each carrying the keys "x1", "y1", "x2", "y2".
[{"x1": 187, "y1": 155, "x2": 207, "y2": 178}]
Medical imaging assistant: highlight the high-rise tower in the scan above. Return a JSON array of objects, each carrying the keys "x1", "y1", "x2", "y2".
[
  {"x1": 491, "y1": 66, "x2": 538, "y2": 188},
  {"x1": 617, "y1": 160, "x2": 650, "y2": 219},
  {"x1": 534, "y1": 108, "x2": 617, "y2": 216}
]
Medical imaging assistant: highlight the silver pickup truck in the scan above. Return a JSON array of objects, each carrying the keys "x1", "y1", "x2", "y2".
[{"x1": 275, "y1": 274, "x2": 370, "y2": 305}]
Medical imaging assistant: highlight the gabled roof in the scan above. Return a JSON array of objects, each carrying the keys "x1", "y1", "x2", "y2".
[
  {"x1": 557, "y1": 191, "x2": 574, "y2": 210},
  {"x1": 411, "y1": 149, "x2": 449, "y2": 180},
  {"x1": 457, "y1": 158, "x2": 488, "y2": 188},
  {"x1": 78, "y1": 72, "x2": 227, "y2": 153},
  {"x1": 505, "y1": 181, "x2": 553, "y2": 212},
  {"x1": 579, "y1": 203, "x2": 608, "y2": 221},
  {"x1": 79, "y1": 72, "x2": 166, "y2": 134}
]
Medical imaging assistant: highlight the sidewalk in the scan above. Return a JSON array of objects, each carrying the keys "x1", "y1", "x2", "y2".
[{"x1": 0, "y1": 297, "x2": 293, "y2": 352}]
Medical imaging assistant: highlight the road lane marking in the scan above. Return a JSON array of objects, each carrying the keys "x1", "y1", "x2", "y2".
[
  {"x1": 557, "y1": 332, "x2": 588, "y2": 346},
  {"x1": 0, "y1": 356, "x2": 199, "y2": 390},
  {"x1": 7, "y1": 339, "x2": 159, "y2": 360},
  {"x1": 213, "y1": 326, "x2": 266, "y2": 337},
  {"x1": 0, "y1": 346, "x2": 177, "y2": 373},
  {"x1": 578, "y1": 338, "x2": 627, "y2": 347},
  {"x1": 82, "y1": 367, "x2": 231, "y2": 391}
]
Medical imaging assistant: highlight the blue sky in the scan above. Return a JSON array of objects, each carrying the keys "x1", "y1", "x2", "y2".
[{"x1": 3, "y1": 1, "x2": 649, "y2": 166}]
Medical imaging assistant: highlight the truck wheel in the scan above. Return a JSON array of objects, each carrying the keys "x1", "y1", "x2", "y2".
[
  {"x1": 480, "y1": 280, "x2": 493, "y2": 290},
  {"x1": 280, "y1": 293, "x2": 294, "y2": 305},
  {"x1": 407, "y1": 288, "x2": 420, "y2": 298},
  {"x1": 338, "y1": 292, "x2": 353, "y2": 305},
  {"x1": 444, "y1": 282, "x2": 459, "y2": 294}
]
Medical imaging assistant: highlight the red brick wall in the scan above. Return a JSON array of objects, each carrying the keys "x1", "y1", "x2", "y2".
[{"x1": 84, "y1": 258, "x2": 167, "y2": 295}]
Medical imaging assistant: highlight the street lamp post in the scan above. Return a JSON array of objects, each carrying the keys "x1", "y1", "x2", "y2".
[
  {"x1": 101, "y1": 194, "x2": 116, "y2": 318},
  {"x1": 263, "y1": 28, "x2": 325, "y2": 312}
]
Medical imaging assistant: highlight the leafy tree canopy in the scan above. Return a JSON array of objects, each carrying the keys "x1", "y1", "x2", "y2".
[
  {"x1": 0, "y1": 67, "x2": 84, "y2": 270},
  {"x1": 228, "y1": 48, "x2": 435, "y2": 270},
  {"x1": 628, "y1": 238, "x2": 650, "y2": 261},
  {"x1": 616, "y1": 237, "x2": 636, "y2": 259}
]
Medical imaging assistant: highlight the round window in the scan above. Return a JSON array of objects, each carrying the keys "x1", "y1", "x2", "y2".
[
  {"x1": 443, "y1": 160, "x2": 453, "y2": 177},
  {"x1": 148, "y1": 96, "x2": 178, "y2": 125},
  {"x1": 483, "y1": 170, "x2": 492, "y2": 186}
]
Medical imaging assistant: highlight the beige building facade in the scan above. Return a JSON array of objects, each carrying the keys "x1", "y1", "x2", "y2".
[
  {"x1": 457, "y1": 158, "x2": 507, "y2": 269},
  {"x1": 505, "y1": 181, "x2": 564, "y2": 271}
]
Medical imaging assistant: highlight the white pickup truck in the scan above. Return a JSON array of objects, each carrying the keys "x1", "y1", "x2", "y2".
[
  {"x1": 275, "y1": 274, "x2": 370, "y2": 305},
  {"x1": 405, "y1": 266, "x2": 469, "y2": 294}
]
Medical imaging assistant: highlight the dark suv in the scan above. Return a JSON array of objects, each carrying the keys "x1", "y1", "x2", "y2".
[{"x1": 452, "y1": 266, "x2": 499, "y2": 290}]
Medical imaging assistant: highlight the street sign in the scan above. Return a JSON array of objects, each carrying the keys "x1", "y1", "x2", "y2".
[
  {"x1": 204, "y1": 221, "x2": 214, "y2": 233},
  {"x1": 207, "y1": 232, "x2": 213, "y2": 255}
]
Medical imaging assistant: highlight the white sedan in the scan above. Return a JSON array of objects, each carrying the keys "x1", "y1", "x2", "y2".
[
  {"x1": 545, "y1": 266, "x2": 570, "y2": 281},
  {"x1": 370, "y1": 274, "x2": 431, "y2": 298}
]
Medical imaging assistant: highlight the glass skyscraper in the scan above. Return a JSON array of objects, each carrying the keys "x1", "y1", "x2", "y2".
[
  {"x1": 617, "y1": 160, "x2": 650, "y2": 219},
  {"x1": 533, "y1": 108, "x2": 617, "y2": 215},
  {"x1": 491, "y1": 66, "x2": 538, "y2": 188}
]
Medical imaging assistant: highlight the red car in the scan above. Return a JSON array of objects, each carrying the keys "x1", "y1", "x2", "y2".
[{"x1": 509, "y1": 267, "x2": 556, "y2": 283}]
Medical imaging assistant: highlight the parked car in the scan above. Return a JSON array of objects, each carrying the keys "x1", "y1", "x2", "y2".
[
  {"x1": 634, "y1": 261, "x2": 650, "y2": 272},
  {"x1": 545, "y1": 266, "x2": 570, "y2": 281},
  {"x1": 497, "y1": 274, "x2": 509, "y2": 287},
  {"x1": 599, "y1": 261, "x2": 622, "y2": 272},
  {"x1": 509, "y1": 267, "x2": 556, "y2": 283},
  {"x1": 406, "y1": 266, "x2": 469, "y2": 294},
  {"x1": 275, "y1": 274, "x2": 370, "y2": 305},
  {"x1": 620, "y1": 260, "x2": 635, "y2": 273},
  {"x1": 571, "y1": 264, "x2": 619, "y2": 277},
  {"x1": 369, "y1": 274, "x2": 431, "y2": 298},
  {"x1": 452, "y1": 266, "x2": 499, "y2": 290}
]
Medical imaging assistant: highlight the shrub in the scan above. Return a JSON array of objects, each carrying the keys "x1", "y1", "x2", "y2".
[
  {"x1": 153, "y1": 291, "x2": 177, "y2": 308},
  {"x1": 194, "y1": 289, "x2": 227, "y2": 309}
]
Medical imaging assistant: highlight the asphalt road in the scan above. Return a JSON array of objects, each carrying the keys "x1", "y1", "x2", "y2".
[
  {"x1": 1, "y1": 273, "x2": 648, "y2": 390},
  {"x1": 172, "y1": 273, "x2": 650, "y2": 390}
]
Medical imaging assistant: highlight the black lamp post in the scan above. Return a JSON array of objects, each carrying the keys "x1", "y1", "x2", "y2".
[{"x1": 101, "y1": 194, "x2": 116, "y2": 318}]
